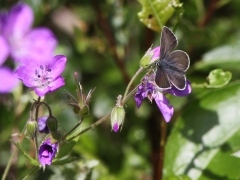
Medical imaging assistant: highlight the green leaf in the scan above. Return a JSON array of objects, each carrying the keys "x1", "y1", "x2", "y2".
[
  {"x1": 231, "y1": 150, "x2": 240, "y2": 158},
  {"x1": 164, "y1": 81, "x2": 240, "y2": 180},
  {"x1": 164, "y1": 174, "x2": 191, "y2": 180},
  {"x1": 207, "y1": 69, "x2": 232, "y2": 88},
  {"x1": 52, "y1": 156, "x2": 81, "y2": 165},
  {"x1": 55, "y1": 123, "x2": 84, "y2": 159},
  {"x1": 194, "y1": 41, "x2": 240, "y2": 72},
  {"x1": 11, "y1": 141, "x2": 40, "y2": 166},
  {"x1": 55, "y1": 140, "x2": 78, "y2": 159},
  {"x1": 138, "y1": 0, "x2": 179, "y2": 32}
]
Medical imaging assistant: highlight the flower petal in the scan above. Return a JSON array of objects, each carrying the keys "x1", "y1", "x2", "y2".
[
  {"x1": 134, "y1": 85, "x2": 145, "y2": 108},
  {"x1": 33, "y1": 76, "x2": 65, "y2": 97},
  {"x1": 12, "y1": 28, "x2": 57, "y2": 64},
  {"x1": 15, "y1": 66, "x2": 36, "y2": 87},
  {"x1": 38, "y1": 138, "x2": 58, "y2": 166},
  {"x1": 113, "y1": 122, "x2": 119, "y2": 132},
  {"x1": 154, "y1": 92, "x2": 174, "y2": 123},
  {"x1": 0, "y1": 67, "x2": 19, "y2": 93},
  {"x1": 165, "y1": 80, "x2": 192, "y2": 96},
  {"x1": 49, "y1": 76, "x2": 65, "y2": 92},
  {"x1": 38, "y1": 116, "x2": 50, "y2": 133},
  {"x1": 34, "y1": 86, "x2": 50, "y2": 97},
  {"x1": 150, "y1": 46, "x2": 160, "y2": 63},
  {"x1": 0, "y1": 36, "x2": 9, "y2": 66},
  {"x1": 48, "y1": 55, "x2": 67, "y2": 78},
  {"x1": 2, "y1": 3, "x2": 33, "y2": 39}
]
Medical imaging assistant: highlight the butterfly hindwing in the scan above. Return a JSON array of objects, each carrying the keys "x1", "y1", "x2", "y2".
[
  {"x1": 168, "y1": 50, "x2": 190, "y2": 72},
  {"x1": 160, "y1": 26, "x2": 178, "y2": 60},
  {"x1": 166, "y1": 69, "x2": 186, "y2": 90}
]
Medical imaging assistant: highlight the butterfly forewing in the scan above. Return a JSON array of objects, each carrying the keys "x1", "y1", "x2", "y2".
[
  {"x1": 155, "y1": 64, "x2": 171, "y2": 89},
  {"x1": 160, "y1": 26, "x2": 178, "y2": 60}
]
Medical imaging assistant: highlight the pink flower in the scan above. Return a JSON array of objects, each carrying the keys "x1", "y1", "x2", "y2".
[{"x1": 16, "y1": 55, "x2": 67, "y2": 97}]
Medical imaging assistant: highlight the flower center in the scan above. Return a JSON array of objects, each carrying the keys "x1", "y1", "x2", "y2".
[{"x1": 34, "y1": 65, "x2": 52, "y2": 88}]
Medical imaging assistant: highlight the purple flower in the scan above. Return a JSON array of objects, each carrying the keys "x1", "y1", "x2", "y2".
[
  {"x1": 0, "y1": 36, "x2": 18, "y2": 93},
  {"x1": 0, "y1": 3, "x2": 57, "y2": 64},
  {"x1": 38, "y1": 116, "x2": 50, "y2": 133},
  {"x1": 134, "y1": 74, "x2": 191, "y2": 122},
  {"x1": 0, "y1": 67, "x2": 18, "y2": 93},
  {"x1": 149, "y1": 46, "x2": 160, "y2": 63},
  {"x1": 15, "y1": 55, "x2": 67, "y2": 97},
  {"x1": 38, "y1": 138, "x2": 58, "y2": 166}
]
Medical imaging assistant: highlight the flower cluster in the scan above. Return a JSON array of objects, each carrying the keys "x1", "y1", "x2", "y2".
[
  {"x1": 135, "y1": 46, "x2": 191, "y2": 122},
  {"x1": 0, "y1": 3, "x2": 63, "y2": 95},
  {"x1": 1, "y1": 3, "x2": 67, "y2": 167}
]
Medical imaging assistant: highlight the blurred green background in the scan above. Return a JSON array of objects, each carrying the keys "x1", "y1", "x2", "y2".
[{"x1": 1, "y1": 0, "x2": 240, "y2": 179}]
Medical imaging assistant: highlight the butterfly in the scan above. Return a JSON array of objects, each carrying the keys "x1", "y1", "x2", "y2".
[{"x1": 155, "y1": 26, "x2": 190, "y2": 90}]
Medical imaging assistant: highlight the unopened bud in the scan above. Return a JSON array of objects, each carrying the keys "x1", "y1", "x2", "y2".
[
  {"x1": 111, "y1": 106, "x2": 125, "y2": 132},
  {"x1": 139, "y1": 46, "x2": 160, "y2": 69},
  {"x1": 73, "y1": 106, "x2": 80, "y2": 114},
  {"x1": 47, "y1": 116, "x2": 58, "y2": 132},
  {"x1": 80, "y1": 105, "x2": 90, "y2": 117},
  {"x1": 26, "y1": 120, "x2": 38, "y2": 139},
  {"x1": 51, "y1": 130, "x2": 62, "y2": 141}
]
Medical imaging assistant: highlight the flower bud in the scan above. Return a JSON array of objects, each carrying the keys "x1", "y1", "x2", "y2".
[
  {"x1": 47, "y1": 116, "x2": 58, "y2": 132},
  {"x1": 26, "y1": 120, "x2": 38, "y2": 139},
  {"x1": 51, "y1": 130, "x2": 62, "y2": 141},
  {"x1": 139, "y1": 46, "x2": 160, "y2": 69},
  {"x1": 79, "y1": 105, "x2": 90, "y2": 117},
  {"x1": 111, "y1": 106, "x2": 125, "y2": 132},
  {"x1": 73, "y1": 106, "x2": 80, "y2": 114}
]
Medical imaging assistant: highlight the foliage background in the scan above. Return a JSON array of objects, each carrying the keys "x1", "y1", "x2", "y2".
[{"x1": 1, "y1": 0, "x2": 240, "y2": 179}]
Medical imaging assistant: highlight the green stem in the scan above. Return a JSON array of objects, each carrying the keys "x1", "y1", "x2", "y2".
[
  {"x1": 38, "y1": 101, "x2": 53, "y2": 117},
  {"x1": 2, "y1": 97, "x2": 42, "y2": 180},
  {"x1": 1, "y1": 148, "x2": 17, "y2": 180},
  {"x1": 34, "y1": 136, "x2": 39, "y2": 160},
  {"x1": 22, "y1": 166, "x2": 41, "y2": 180},
  {"x1": 123, "y1": 67, "x2": 143, "y2": 100},
  {"x1": 63, "y1": 118, "x2": 83, "y2": 139},
  {"x1": 67, "y1": 84, "x2": 138, "y2": 141},
  {"x1": 122, "y1": 85, "x2": 139, "y2": 104},
  {"x1": 67, "y1": 113, "x2": 110, "y2": 141}
]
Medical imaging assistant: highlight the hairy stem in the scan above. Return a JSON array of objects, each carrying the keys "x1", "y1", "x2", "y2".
[
  {"x1": 22, "y1": 166, "x2": 41, "y2": 180},
  {"x1": 123, "y1": 68, "x2": 143, "y2": 100},
  {"x1": 67, "y1": 84, "x2": 137, "y2": 141}
]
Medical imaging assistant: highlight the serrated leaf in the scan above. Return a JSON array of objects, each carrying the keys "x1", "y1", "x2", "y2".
[
  {"x1": 138, "y1": 0, "x2": 179, "y2": 32},
  {"x1": 164, "y1": 82, "x2": 240, "y2": 180},
  {"x1": 11, "y1": 140, "x2": 40, "y2": 166},
  {"x1": 52, "y1": 156, "x2": 81, "y2": 165},
  {"x1": 207, "y1": 69, "x2": 232, "y2": 88}
]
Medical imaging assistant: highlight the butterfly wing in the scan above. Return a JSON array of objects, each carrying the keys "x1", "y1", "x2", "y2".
[
  {"x1": 168, "y1": 50, "x2": 190, "y2": 72},
  {"x1": 160, "y1": 26, "x2": 178, "y2": 60},
  {"x1": 155, "y1": 64, "x2": 171, "y2": 89},
  {"x1": 165, "y1": 50, "x2": 190, "y2": 90}
]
